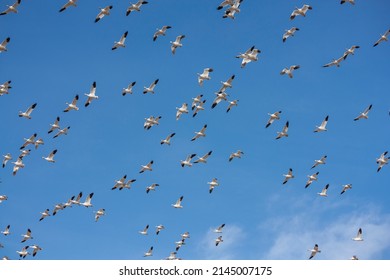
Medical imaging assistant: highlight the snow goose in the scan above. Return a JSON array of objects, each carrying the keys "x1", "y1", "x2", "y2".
[
  {"x1": 317, "y1": 184, "x2": 329, "y2": 197},
  {"x1": 0, "y1": 80, "x2": 11, "y2": 95},
  {"x1": 350, "y1": 255, "x2": 359, "y2": 260},
  {"x1": 146, "y1": 183, "x2": 159, "y2": 194},
  {"x1": 194, "y1": 150, "x2": 213, "y2": 164},
  {"x1": 323, "y1": 57, "x2": 344, "y2": 68},
  {"x1": 354, "y1": 104, "x2": 372, "y2": 121},
  {"x1": 223, "y1": 7, "x2": 237, "y2": 19},
  {"x1": 218, "y1": 74, "x2": 235, "y2": 93},
  {"x1": 48, "y1": 117, "x2": 60, "y2": 134},
  {"x1": 80, "y1": 193, "x2": 94, "y2": 208},
  {"x1": 192, "y1": 99, "x2": 206, "y2": 117},
  {"x1": 140, "y1": 160, "x2": 154, "y2": 173},
  {"x1": 144, "y1": 116, "x2": 161, "y2": 130},
  {"x1": 180, "y1": 154, "x2": 197, "y2": 167},
  {"x1": 341, "y1": 0, "x2": 355, "y2": 4},
  {"x1": 18, "y1": 149, "x2": 30, "y2": 159},
  {"x1": 94, "y1": 208, "x2": 105, "y2": 222},
  {"x1": 266, "y1": 111, "x2": 282, "y2": 128},
  {"x1": 122, "y1": 81, "x2": 136, "y2": 96},
  {"x1": 290, "y1": 4, "x2": 312, "y2": 20},
  {"x1": 0, "y1": 0, "x2": 21, "y2": 16},
  {"x1": 229, "y1": 150, "x2": 244, "y2": 162},
  {"x1": 42, "y1": 149, "x2": 57, "y2": 163},
  {"x1": 376, "y1": 151, "x2": 389, "y2": 172},
  {"x1": 143, "y1": 79, "x2": 159, "y2": 94},
  {"x1": 94, "y1": 6, "x2": 113, "y2": 23},
  {"x1": 226, "y1": 99, "x2": 239, "y2": 112},
  {"x1": 175, "y1": 239, "x2": 186, "y2": 251},
  {"x1": 176, "y1": 103, "x2": 189, "y2": 120},
  {"x1": 191, "y1": 94, "x2": 203, "y2": 110},
  {"x1": 352, "y1": 228, "x2": 363, "y2": 241},
  {"x1": 112, "y1": 175, "x2": 128, "y2": 190},
  {"x1": 276, "y1": 121, "x2": 289, "y2": 139},
  {"x1": 211, "y1": 92, "x2": 228, "y2": 109},
  {"x1": 311, "y1": 155, "x2": 327, "y2": 169},
  {"x1": 170, "y1": 35, "x2": 185, "y2": 55},
  {"x1": 181, "y1": 232, "x2": 190, "y2": 239},
  {"x1": 207, "y1": 178, "x2": 219, "y2": 193},
  {"x1": 52, "y1": 203, "x2": 65, "y2": 216},
  {"x1": 165, "y1": 251, "x2": 180, "y2": 260},
  {"x1": 191, "y1": 124, "x2": 207, "y2": 141},
  {"x1": 314, "y1": 115, "x2": 329, "y2": 132},
  {"x1": 21, "y1": 228, "x2": 33, "y2": 243},
  {"x1": 197, "y1": 68, "x2": 213, "y2": 86},
  {"x1": 156, "y1": 224, "x2": 165, "y2": 235},
  {"x1": 153, "y1": 25, "x2": 172, "y2": 41},
  {"x1": 63, "y1": 94, "x2": 79, "y2": 112},
  {"x1": 53, "y1": 126, "x2": 70, "y2": 139},
  {"x1": 171, "y1": 195, "x2": 184, "y2": 208},
  {"x1": 0, "y1": 37, "x2": 10, "y2": 53},
  {"x1": 343, "y1": 45, "x2": 360, "y2": 60},
  {"x1": 236, "y1": 46, "x2": 260, "y2": 68},
  {"x1": 126, "y1": 1, "x2": 148, "y2": 16},
  {"x1": 215, "y1": 236, "x2": 223, "y2": 246},
  {"x1": 120, "y1": 179, "x2": 136, "y2": 190},
  {"x1": 217, "y1": 0, "x2": 234, "y2": 10},
  {"x1": 39, "y1": 209, "x2": 50, "y2": 221},
  {"x1": 0, "y1": 195, "x2": 8, "y2": 203},
  {"x1": 112, "y1": 31, "x2": 128, "y2": 50},
  {"x1": 30, "y1": 245, "x2": 42, "y2": 257},
  {"x1": 84, "y1": 81, "x2": 98, "y2": 107},
  {"x1": 373, "y1": 29, "x2": 390, "y2": 47},
  {"x1": 308, "y1": 244, "x2": 321, "y2": 259},
  {"x1": 280, "y1": 65, "x2": 300, "y2": 78},
  {"x1": 16, "y1": 246, "x2": 30, "y2": 259},
  {"x1": 161, "y1": 132, "x2": 176, "y2": 145},
  {"x1": 340, "y1": 184, "x2": 352, "y2": 195},
  {"x1": 59, "y1": 0, "x2": 77, "y2": 12},
  {"x1": 34, "y1": 138, "x2": 44, "y2": 149},
  {"x1": 283, "y1": 27, "x2": 300, "y2": 42},
  {"x1": 282, "y1": 168, "x2": 294, "y2": 184},
  {"x1": 1, "y1": 225, "x2": 10, "y2": 235},
  {"x1": 12, "y1": 157, "x2": 24, "y2": 176},
  {"x1": 305, "y1": 172, "x2": 319, "y2": 188},
  {"x1": 144, "y1": 246, "x2": 153, "y2": 257},
  {"x1": 18, "y1": 103, "x2": 37, "y2": 119},
  {"x1": 139, "y1": 225, "x2": 149, "y2": 235},
  {"x1": 2, "y1": 153, "x2": 11, "y2": 168}
]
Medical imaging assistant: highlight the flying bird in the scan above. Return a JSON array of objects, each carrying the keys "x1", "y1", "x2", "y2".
[
  {"x1": 21, "y1": 228, "x2": 33, "y2": 243},
  {"x1": 352, "y1": 228, "x2": 363, "y2": 241},
  {"x1": 191, "y1": 124, "x2": 207, "y2": 141},
  {"x1": 207, "y1": 178, "x2": 219, "y2": 193},
  {"x1": 236, "y1": 46, "x2": 260, "y2": 68},
  {"x1": 308, "y1": 244, "x2": 321, "y2": 259},
  {"x1": 144, "y1": 246, "x2": 153, "y2": 257},
  {"x1": 146, "y1": 183, "x2": 159, "y2": 194},
  {"x1": 181, "y1": 232, "x2": 190, "y2": 239},
  {"x1": 144, "y1": 116, "x2": 161, "y2": 130},
  {"x1": 191, "y1": 94, "x2": 204, "y2": 110},
  {"x1": 53, "y1": 126, "x2": 70, "y2": 139},
  {"x1": 175, "y1": 239, "x2": 186, "y2": 251},
  {"x1": 20, "y1": 133, "x2": 37, "y2": 150},
  {"x1": 80, "y1": 193, "x2": 94, "y2": 208},
  {"x1": 317, "y1": 184, "x2": 329, "y2": 197},
  {"x1": 1, "y1": 225, "x2": 10, "y2": 235},
  {"x1": 276, "y1": 121, "x2": 289, "y2": 139},
  {"x1": 143, "y1": 79, "x2": 159, "y2": 94},
  {"x1": 153, "y1": 25, "x2": 172, "y2": 41},
  {"x1": 160, "y1": 133, "x2": 176, "y2": 145},
  {"x1": 84, "y1": 81, "x2": 98, "y2": 107},
  {"x1": 94, "y1": 209, "x2": 105, "y2": 222},
  {"x1": 343, "y1": 45, "x2": 360, "y2": 60},
  {"x1": 180, "y1": 154, "x2": 197, "y2": 167},
  {"x1": 305, "y1": 172, "x2": 319, "y2": 188},
  {"x1": 0, "y1": 0, "x2": 21, "y2": 16},
  {"x1": 126, "y1": 1, "x2": 148, "y2": 16},
  {"x1": 214, "y1": 224, "x2": 225, "y2": 233},
  {"x1": 280, "y1": 65, "x2": 300, "y2": 78},
  {"x1": 311, "y1": 155, "x2": 327, "y2": 169},
  {"x1": 48, "y1": 117, "x2": 61, "y2": 134},
  {"x1": 226, "y1": 100, "x2": 239, "y2": 113},
  {"x1": 140, "y1": 160, "x2": 154, "y2": 173},
  {"x1": 211, "y1": 92, "x2": 228, "y2": 109},
  {"x1": 112, "y1": 31, "x2": 128, "y2": 50},
  {"x1": 12, "y1": 157, "x2": 24, "y2": 176},
  {"x1": 112, "y1": 175, "x2": 128, "y2": 190},
  {"x1": 354, "y1": 104, "x2": 372, "y2": 121},
  {"x1": 63, "y1": 94, "x2": 79, "y2": 112},
  {"x1": 376, "y1": 151, "x2": 389, "y2": 172},
  {"x1": 283, "y1": 27, "x2": 299, "y2": 42},
  {"x1": 122, "y1": 81, "x2": 136, "y2": 96},
  {"x1": 282, "y1": 168, "x2": 294, "y2": 185},
  {"x1": 2, "y1": 153, "x2": 12, "y2": 168},
  {"x1": 42, "y1": 149, "x2": 57, "y2": 163},
  {"x1": 170, "y1": 35, "x2": 185, "y2": 55},
  {"x1": 0, "y1": 195, "x2": 8, "y2": 203},
  {"x1": 156, "y1": 224, "x2": 165, "y2": 235},
  {"x1": 30, "y1": 244, "x2": 42, "y2": 257},
  {"x1": 215, "y1": 236, "x2": 223, "y2": 246},
  {"x1": 16, "y1": 246, "x2": 30, "y2": 259},
  {"x1": 218, "y1": 74, "x2": 235, "y2": 93},
  {"x1": 229, "y1": 150, "x2": 244, "y2": 162},
  {"x1": 323, "y1": 57, "x2": 344, "y2": 68},
  {"x1": 39, "y1": 209, "x2": 50, "y2": 221},
  {"x1": 266, "y1": 111, "x2": 282, "y2": 128},
  {"x1": 59, "y1": 0, "x2": 77, "y2": 12},
  {"x1": 340, "y1": 184, "x2": 352, "y2": 195},
  {"x1": 94, "y1": 6, "x2": 113, "y2": 23},
  {"x1": 217, "y1": 0, "x2": 235, "y2": 10},
  {"x1": 192, "y1": 99, "x2": 206, "y2": 117},
  {"x1": 314, "y1": 116, "x2": 329, "y2": 132},
  {"x1": 341, "y1": 0, "x2": 355, "y2": 4},
  {"x1": 18, "y1": 103, "x2": 37, "y2": 119},
  {"x1": 171, "y1": 195, "x2": 184, "y2": 208},
  {"x1": 373, "y1": 29, "x2": 390, "y2": 47},
  {"x1": 194, "y1": 151, "x2": 213, "y2": 164},
  {"x1": 290, "y1": 4, "x2": 312, "y2": 20},
  {"x1": 139, "y1": 225, "x2": 149, "y2": 235},
  {"x1": 0, "y1": 80, "x2": 11, "y2": 95},
  {"x1": 0, "y1": 37, "x2": 10, "y2": 53},
  {"x1": 197, "y1": 68, "x2": 213, "y2": 86},
  {"x1": 34, "y1": 138, "x2": 44, "y2": 149},
  {"x1": 176, "y1": 103, "x2": 189, "y2": 120}
]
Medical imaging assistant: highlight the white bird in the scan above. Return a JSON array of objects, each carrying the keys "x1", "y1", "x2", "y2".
[
  {"x1": 216, "y1": 0, "x2": 235, "y2": 10},
  {"x1": 39, "y1": 209, "x2": 50, "y2": 221},
  {"x1": 144, "y1": 246, "x2": 153, "y2": 257},
  {"x1": 63, "y1": 94, "x2": 79, "y2": 112},
  {"x1": 122, "y1": 81, "x2": 136, "y2": 96},
  {"x1": 160, "y1": 133, "x2": 176, "y2": 145},
  {"x1": 194, "y1": 151, "x2": 213, "y2": 164},
  {"x1": 340, "y1": 184, "x2": 352, "y2": 195},
  {"x1": 18, "y1": 103, "x2": 37, "y2": 119},
  {"x1": 197, "y1": 68, "x2": 213, "y2": 86},
  {"x1": 126, "y1": 1, "x2": 148, "y2": 16},
  {"x1": 52, "y1": 203, "x2": 65, "y2": 216},
  {"x1": 282, "y1": 168, "x2": 294, "y2": 184},
  {"x1": 18, "y1": 149, "x2": 31, "y2": 159},
  {"x1": 144, "y1": 116, "x2": 162, "y2": 130},
  {"x1": 143, "y1": 79, "x2": 159, "y2": 94},
  {"x1": 266, "y1": 111, "x2": 282, "y2": 128},
  {"x1": 180, "y1": 154, "x2": 197, "y2": 167},
  {"x1": 171, "y1": 195, "x2": 184, "y2": 208},
  {"x1": 48, "y1": 117, "x2": 61, "y2": 134},
  {"x1": 153, "y1": 25, "x2": 172, "y2": 41},
  {"x1": 20, "y1": 133, "x2": 37, "y2": 150},
  {"x1": 314, "y1": 115, "x2": 329, "y2": 132},
  {"x1": 214, "y1": 223, "x2": 225, "y2": 233},
  {"x1": 0, "y1": 0, "x2": 21, "y2": 16},
  {"x1": 215, "y1": 236, "x2": 223, "y2": 246},
  {"x1": 308, "y1": 244, "x2": 321, "y2": 259},
  {"x1": 350, "y1": 255, "x2": 359, "y2": 260},
  {"x1": 0, "y1": 195, "x2": 8, "y2": 203},
  {"x1": 236, "y1": 46, "x2": 260, "y2": 68},
  {"x1": 170, "y1": 35, "x2": 185, "y2": 55},
  {"x1": 34, "y1": 138, "x2": 44, "y2": 149},
  {"x1": 211, "y1": 92, "x2": 228, "y2": 109},
  {"x1": 84, "y1": 81, "x2": 98, "y2": 107},
  {"x1": 191, "y1": 124, "x2": 207, "y2": 141},
  {"x1": 2, "y1": 153, "x2": 11, "y2": 168},
  {"x1": 30, "y1": 245, "x2": 42, "y2": 257},
  {"x1": 1, "y1": 225, "x2": 10, "y2": 235},
  {"x1": 223, "y1": 0, "x2": 243, "y2": 19},
  {"x1": 280, "y1": 65, "x2": 300, "y2": 78},
  {"x1": 181, "y1": 232, "x2": 190, "y2": 239},
  {"x1": 283, "y1": 27, "x2": 300, "y2": 42},
  {"x1": 21, "y1": 228, "x2": 33, "y2": 243},
  {"x1": 192, "y1": 99, "x2": 206, "y2": 117},
  {"x1": 207, "y1": 178, "x2": 219, "y2": 194},
  {"x1": 290, "y1": 4, "x2": 313, "y2": 20},
  {"x1": 42, "y1": 149, "x2": 57, "y2": 163},
  {"x1": 112, "y1": 31, "x2": 128, "y2": 50},
  {"x1": 120, "y1": 179, "x2": 136, "y2": 190},
  {"x1": 373, "y1": 29, "x2": 390, "y2": 47},
  {"x1": 343, "y1": 45, "x2": 360, "y2": 60},
  {"x1": 352, "y1": 228, "x2": 363, "y2": 241},
  {"x1": 376, "y1": 151, "x2": 389, "y2": 172},
  {"x1": 175, "y1": 239, "x2": 186, "y2": 251},
  {"x1": 0, "y1": 80, "x2": 11, "y2": 95},
  {"x1": 53, "y1": 126, "x2": 70, "y2": 139},
  {"x1": 146, "y1": 183, "x2": 159, "y2": 194},
  {"x1": 311, "y1": 155, "x2": 327, "y2": 169},
  {"x1": 12, "y1": 157, "x2": 24, "y2": 176},
  {"x1": 354, "y1": 104, "x2": 372, "y2": 121},
  {"x1": 218, "y1": 74, "x2": 235, "y2": 93},
  {"x1": 305, "y1": 172, "x2": 319, "y2": 188},
  {"x1": 276, "y1": 121, "x2": 289, "y2": 139},
  {"x1": 165, "y1": 251, "x2": 180, "y2": 260},
  {"x1": 156, "y1": 224, "x2": 165, "y2": 235},
  {"x1": 323, "y1": 57, "x2": 344, "y2": 68},
  {"x1": 80, "y1": 193, "x2": 94, "y2": 208},
  {"x1": 0, "y1": 37, "x2": 10, "y2": 53},
  {"x1": 341, "y1": 0, "x2": 355, "y2": 4},
  {"x1": 176, "y1": 103, "x2": 189, "y2": 120},
  {"x1": 317, "y1": 184, "x2": 329, "y2": 197},
  {"x1": 229, "y1": 150, "x2": 244, "y2": 162},
  {"x1": 140, "y1": 160, "x2": 154, "y2": 173},
  {"x1": 112, "y1": 175, "x2": 128, "y2": 190},
  {"x1": 139, "y1": 225, "x2": 149, "y2": 235},
  {"x1": 94, "y1": 208, "x2": 105, "y2": 222},
  {"x1": 59, "y1": 0, "x2": 77, "y2": 13},
  {"x1": 191, "y1": 94, "x2": 204, "y2": 110},
  {"x1": 16, "y1": 246, "x2": 30, "y2": 259},
  {"x1": 226, "y1": 100, "x2": 239, "y2": 113},
  {"x1": 94, "y1": 6, "x2": 113, "y2": 23}
]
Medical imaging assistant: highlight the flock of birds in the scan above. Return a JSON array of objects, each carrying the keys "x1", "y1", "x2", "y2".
[{"x1": 0, "y1": 0, "x2": 389, "y2": 260}]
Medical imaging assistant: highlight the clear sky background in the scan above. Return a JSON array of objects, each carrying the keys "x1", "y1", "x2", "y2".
[{"x1": 0, "y1": 0, "x2": 389, "y2": 260}]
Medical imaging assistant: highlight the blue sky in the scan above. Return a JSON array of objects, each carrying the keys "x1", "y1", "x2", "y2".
[{"x1": 0, "y1": 0, "x2": 389, "y2": 260}]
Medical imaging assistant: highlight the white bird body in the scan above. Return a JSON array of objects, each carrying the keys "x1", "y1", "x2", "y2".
[
  {"x1": 181, "y1": 232, "x2": 190, "y2": 239},
  {"x1": 0, "y1": 0, "x2": 21, "y2": 16},
  {"x1": 95, "y1": 6, "x2": 113, "y2": 23},
  {"x1": 266, "y1": 111, "x2": 282, "y2": 128},
  {"x1": 20, "y1": 133, "x2": 37, "y2": 150},
  {"x1": 80, "y1": 193, "x2": 94, "y2": 208},
  {"x1": 280, "y1": 65, "x2": 300, "y2": 78},
  {"x1": 207, "y1": 178, "x2": 219, "y2": 193},
  {"x1": 352, "y1": 228, "x2": 363, "y2": 241},
  {"x1": 21, "y1": 228, "x2": 33, "y2": 243},
  {"x1": 34, "y1": 138, "x2": 44, "y2": 149},
  {"x1": 180, "y1": 154, "x2": 197, "y2": 167},
  {"x1": 197, "y1": 68, "x2": 213, "y2": 86},
  {"x1": 84, "y1": 81, "x2": 98, "y2": 107},
  {"x1": 314, "y1": 115, "x2": 329, "y2": 132},
  {"x1": 39, "y1": 209, "x2": 50, "y2": 221},
  {"x1": 191, "y1": 124, "x2": 207, "y2": 141},
  {"x1": 214, "y1": 224, "x2": 225, "y2": 233},
  {"x1": 48, "y1": 117, "x2": 60, "y2": 134},
  {"x1": 144, "y1": 116, "x2": 161, "y2": 130},
  {"x1": 211, "y1": 92, "x2": 228, "y2": 109},
  {"x1": 112, "y1": 175, "x2": 128, "y2": 190},
  {"x1": 376, "y1": 151, "x2": 389, "y2": 172},
  {"x1": 0, "y1": 80, "x2": 11, "y2": 95},
  {"x1": 52, "y1": 203, "x2": 65, "y2": 216},
  {"x1": 218, "y1": 75, "x2": 235, "y2": 93},
  {"x1": 217, "y1": 0, "x2": 235, "y2": 10},
  {"x1": 191, "y1": 94, "x2": 204, "y2": 110},
  {"x1": 276, "y1": 121, "x2": 289, "y2": 139},
  {"x1": 290, "y1": 4, "x2": 312, "y2": 20},
  {"x1": 341, "y1": 0, "x2": 355, "y2": 4},
  {"x1": 317, "y1": 184, "x2": 329, "y2": 197},
  {"x1": 153, "y1": 25, "x2": 172, "y2": 41},
  {"x1": 283, "y1": 27, "x2": 300, "y2": 42},
  {"x1": 354, "y1": 104, "x2": 372, "y2": 121},
  {"x1": 122, "y1": 81, "x2": 136, "y2": 96},
  {"x1": 237, "y1": 46, "x2": 260, "y2": 68},
  {"x1": 226, "y1": 99, "x2": 239, "y2": 113},
  {"x1": 161, "y1": 133, "x2": 176, "y2": 145},
  {"x1": 112, "y1": 31, "x2": 128, "y2": 50},
  {"x1": 311, "y1": 155, "x2": 327, "y2": 169},
  {"x1": 0, "y1": 37, "x2": 10, "y2": 52},
  {"x1": 140, "y1": 160, "x2": 154, "y2": 173},
  {"x1": 126, "y1": 1, "x2": 148, "y2": 16},
  {"x1": 176, "y1": 103, "x2": 189, "y2": 120},
  {"x1": 16, "y1": 246, "x2": 30, "y2": 259},
  {"x1": 143, "y1": 79, "x2": 159, "y2": 94},
  {"x1": 282, "y1": 168, "x2": 294, "y2": 184},
  {"x1": 171, "y1": 196, "x2": 184, "y2": 208},
  {"x1": 19, "y1": 103, "x2": 37, "y2": 119},
  {"x1": 170, "y1": 35, "x2": 185, "y2": 54},
  {"x1": 305, "y1": 172, "x2": 319, "y2": 188},
  {"x1": 42, "y1": 149, "x2": 57, "y2": 163},
  {"x1": 12, "y1": 157, "x2": 24, "y2": 175},
  {"x1": 63, "y1": 95, "x2": 79, "y2": 112}
]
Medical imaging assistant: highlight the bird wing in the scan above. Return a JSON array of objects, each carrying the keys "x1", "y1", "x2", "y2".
[
  {"x1": 363, "y1": 104, "x2": 372, "y2": 114},
  {"x1": 321, "y1": 116, "x2": 329, "y2": 127}
]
